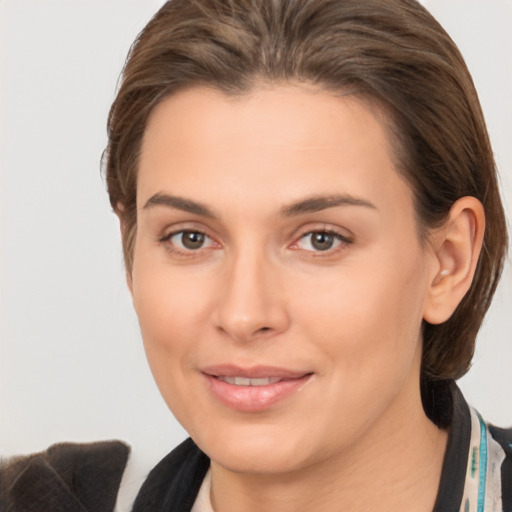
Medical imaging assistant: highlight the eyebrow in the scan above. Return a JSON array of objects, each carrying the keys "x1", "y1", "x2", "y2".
[
  {"x1": 142, "y1": 192, "x2": 377, "y2": 218},
  {"x1": 280, "y1": 194, "x2": 377, "y2": 216},
  {"x1": 143, "y1": 193, "x2": 216, "y2": 218}
]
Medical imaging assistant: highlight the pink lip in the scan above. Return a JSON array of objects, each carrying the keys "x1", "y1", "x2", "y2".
[{"x1": 201, "y1": 365, "x2": 313, "y2": 412}]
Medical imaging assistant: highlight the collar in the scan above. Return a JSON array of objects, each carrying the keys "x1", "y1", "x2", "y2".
[
  {"x1": 132, "y1": 382, "x2": 504, "y2": 512},
  {"x1": 429, "y1": 380, "x2": 506, "y2": 512}
]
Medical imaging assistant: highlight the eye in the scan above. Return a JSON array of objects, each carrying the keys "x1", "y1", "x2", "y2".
[
  {"x1": 295, "y1": 231, "x2": 350, "y2": 252},
  {"x1": 163, "y1": 230, "x2": 215, "y2": 251}
]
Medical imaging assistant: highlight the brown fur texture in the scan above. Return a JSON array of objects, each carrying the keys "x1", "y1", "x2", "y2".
[{"x1": 0, "y1": 440, "x2": 129, "y2": 512}]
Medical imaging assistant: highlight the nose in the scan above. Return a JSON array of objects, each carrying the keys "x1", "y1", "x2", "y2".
[{"x1": 213, "y1": 248, "x2": 290, "y2": 343}]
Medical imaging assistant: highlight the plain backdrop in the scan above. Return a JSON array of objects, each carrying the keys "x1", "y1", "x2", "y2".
[{"x1": 1, "y1": 0, "x2": 511, "y2": 490}]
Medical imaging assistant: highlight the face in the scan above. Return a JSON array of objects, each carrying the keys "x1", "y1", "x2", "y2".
[{"x1": 131, "y1": 85, "x2": 437, "y2": 475}]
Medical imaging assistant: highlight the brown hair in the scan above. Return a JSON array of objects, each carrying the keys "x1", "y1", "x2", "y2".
[{"x1": 104, "y1": 0, "x2": 508, "y2": 383}]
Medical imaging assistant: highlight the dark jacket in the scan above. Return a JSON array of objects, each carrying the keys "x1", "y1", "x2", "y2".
[
  {"x1": 0, "y1": 441, "x2": 128, "y2": 512},
  {"x1": 2, "y1": 383, "x2": 511, "y2": 512}
]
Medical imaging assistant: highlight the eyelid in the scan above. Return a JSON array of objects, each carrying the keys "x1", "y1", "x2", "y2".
[
  {"x1": 159, "y1": 221, "x2": 217, "y2": 242},
  {"x1": 291, "y1": 223, "x2": 354, "y2": 242},
  {"x1": 159, "y1": 226, "x2": 221, "y2": 256},
  {"x1": 157, "y1": 222, "x2": 353, "y2": 256},
  {"x1": 289, "y1": 225, "x2": 354, "y2": 253}
]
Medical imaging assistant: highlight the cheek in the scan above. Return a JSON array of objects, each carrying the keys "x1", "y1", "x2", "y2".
[
  {"x1": 131, "y1": 262, "x2": 215, "y2": 425},
  {"x1": 131, "y1": 250, "x2": 214, "y2": 373},
  {"x1": 290, "y1": 256, "x2": 427, "y2": 441},
  {"x1": 295, "y1": 248, "x2": 427, "y2": 377}
]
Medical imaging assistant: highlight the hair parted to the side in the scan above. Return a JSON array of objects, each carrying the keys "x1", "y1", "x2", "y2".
[{"x1": 103, "y1": 0, "x2": 508, "y2": 384}]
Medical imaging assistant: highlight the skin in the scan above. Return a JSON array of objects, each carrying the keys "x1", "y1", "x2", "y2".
[{"x1": 128, "y1": 85, "x2": 483, "y2": 511}]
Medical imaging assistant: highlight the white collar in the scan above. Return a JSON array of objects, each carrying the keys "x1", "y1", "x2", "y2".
[{"x1": 191, "y1": 468, "x2": 214, "y2": 512}]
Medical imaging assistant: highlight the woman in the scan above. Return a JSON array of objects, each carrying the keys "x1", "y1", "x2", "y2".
[{"x1": 2, "y1": 0, "x2": 510, "y2": 511}]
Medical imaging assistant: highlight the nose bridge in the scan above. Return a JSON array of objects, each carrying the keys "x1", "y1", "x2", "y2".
[{"x1": 214, "y1": 242, "x2": 288, "y2": 341}]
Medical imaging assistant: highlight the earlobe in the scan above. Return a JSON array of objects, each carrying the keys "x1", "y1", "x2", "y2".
[{"x1": 423, "y1": 196, "x2": 485, "y2": 325}]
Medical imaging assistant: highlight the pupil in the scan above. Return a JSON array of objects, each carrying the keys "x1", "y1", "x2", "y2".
[
  {"x1": 182, "y1": 231, "x2": 205, "y2": 249},
  {"x1": 312, "y1": 232, "x2": 333, "y2": 251}
]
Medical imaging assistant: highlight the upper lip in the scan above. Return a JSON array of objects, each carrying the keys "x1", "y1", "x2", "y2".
[{"x1": 201, "y1": 364, "x2": 311, "y2": 380}]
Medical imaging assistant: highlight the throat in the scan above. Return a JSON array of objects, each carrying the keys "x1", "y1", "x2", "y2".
[{"x1": 207, "y1": 409, "x2": 448, "y2": 512}]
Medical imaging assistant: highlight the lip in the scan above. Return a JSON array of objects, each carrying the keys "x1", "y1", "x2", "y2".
[{"x1": 201, "y1": 364, "x2": 313, "y2": 412}]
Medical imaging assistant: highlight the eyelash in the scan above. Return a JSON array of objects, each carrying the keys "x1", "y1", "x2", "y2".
[
  {"x1": 292, "y1": 229, "x2": 353, "y2": 255},
  {"x1": 158, "y1": 228, "x2": 353, "y2": 257},
  {"x1": 159, "y1": 229, "x2": 219, "y2": 257}
]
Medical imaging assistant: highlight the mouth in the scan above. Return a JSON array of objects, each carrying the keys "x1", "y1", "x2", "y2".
[
  {"x1": 201, "y1": 365, "x2": 313, "y2": 412},
  {"x1": 216, "y1": 376, "x2": 282, "y2": 386}
]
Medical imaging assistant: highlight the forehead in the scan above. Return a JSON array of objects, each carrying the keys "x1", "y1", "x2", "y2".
[
  {"x1": 137, "y1": 85, "x2": 413, "y2": 217},
  {"x1": 141, "y1": 85, "x2": 393, "y2": 156}
]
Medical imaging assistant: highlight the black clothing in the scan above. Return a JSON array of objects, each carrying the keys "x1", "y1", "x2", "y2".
[{"x1": 1, "y1": 383, "x2": 511, "y2": 511}]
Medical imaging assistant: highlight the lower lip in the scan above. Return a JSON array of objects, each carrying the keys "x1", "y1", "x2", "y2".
[{"x1": 203, "y1": 374, "x2": 312, "y2": 412}]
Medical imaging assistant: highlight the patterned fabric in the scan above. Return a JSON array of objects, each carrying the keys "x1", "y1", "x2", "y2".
[
  {"x1": 460, "y1": 408, "x2": 507, "y2": 512},
  {"x1": 1, "y1": 383, "x2": 510, "y2": 511},
  {"x1": 132, "y1": 382, "x2": 512, "y2": 512},
  {"x1": 187, "y1": 408, "x2": 510, "y2": 512}
]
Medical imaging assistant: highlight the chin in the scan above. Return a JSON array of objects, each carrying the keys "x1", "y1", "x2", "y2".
[
  {"x1": 191, "y1": 422, "x2": 321, "y2": 476},
  {"x1": 209, "y1": 444, "x2": 307, "y2": 476}
]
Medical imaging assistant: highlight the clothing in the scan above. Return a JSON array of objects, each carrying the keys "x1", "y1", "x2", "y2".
[
  {"x1": 1, "y1": 382, "x2": 511, "y2": 511},
  {"x1": 131, "y1": 381, "x2": 512, "y2": 512},
  {"x1": 190, "y1": 469, "x2": 213, "y2": 512},
  {"x1": 0, "y1": 440, "x2": 129, "y2": 512}
]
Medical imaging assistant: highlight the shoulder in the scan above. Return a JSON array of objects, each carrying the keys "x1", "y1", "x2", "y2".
[
  {"x1": 462, "y1": 407, "x2": 512, "y2": 512},
  {"x1": 431, "y1": 381, "x2": 512, "y2": 512},
  {"x1": 488, "y1": 423, "x2": 512, "y2": 509},
  {"x1": 131, "y1": 438, "x2": 210, "y2": 512},
  {"x1": 488, "y1": 423, "x2": 512, "y2": 453},
  {"x1": 0, "y1": 440, "x2": 129, "y2": 512}
]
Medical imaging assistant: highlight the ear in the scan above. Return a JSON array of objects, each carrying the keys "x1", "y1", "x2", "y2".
[{"x1": 423, "y1": 196, "x2": 485, "y2": 324}]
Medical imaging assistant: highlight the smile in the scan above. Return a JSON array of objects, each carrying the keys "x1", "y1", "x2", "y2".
[
  {"x1": 201, "y1": 365, "x2": 313, "y2": 412},
  {"x1": 217, "y1": 376, "x2": 282, "y2": 386}
]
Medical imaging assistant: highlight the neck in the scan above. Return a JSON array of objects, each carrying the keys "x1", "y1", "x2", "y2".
[{"x1": 209, "y1": 377, "x2": 448, "y2": 512}]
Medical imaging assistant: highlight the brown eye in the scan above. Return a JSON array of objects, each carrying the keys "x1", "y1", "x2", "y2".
[
  {"x1": 164, "y1": 230, "x2": 213, "y2": 251},
  {"x1": 310, "y1": 232, "x2": 335, "y2": 251},
  {"x1": 180, "y1": 231, "x2": 205, "y2": 250},
  {"x1": 296, "y1": 231, "x2": 350, "y2": 253}
]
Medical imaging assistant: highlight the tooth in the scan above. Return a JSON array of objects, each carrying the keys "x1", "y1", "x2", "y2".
[
  {"x1": 218, "y1": 376, "x2": 283, "y2": 386},
  {"x1": 251, "y1": 378, "x2": 271, "y2": 386},
  {"x1": 234, "y1": 377, "x2": 251, "y2": 386}
]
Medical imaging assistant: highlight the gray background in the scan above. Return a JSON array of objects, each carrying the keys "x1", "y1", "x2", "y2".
[{"x1": 1, "y1": 0, "x2": 511, "y2": 491}]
